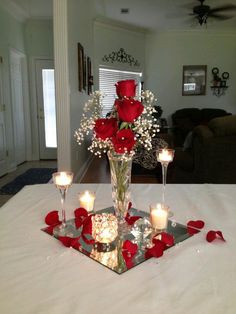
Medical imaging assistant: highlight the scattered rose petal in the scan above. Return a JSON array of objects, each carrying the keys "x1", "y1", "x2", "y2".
[
  {"x1": 125, "y1": 213, "x2": 142, "y2": 225},
  {"x1": 128, "y1": 202, "x2": 132, "y2": 210},
  {"x1": 45, "y1": 211, "x2": 61, "y2": 225},
  {"x1": 206, "y1": 230, "x2": 225, "y2": 243},
  {"x1": 145, "y1": 239, "x2": 166, "y2": 259},
  {"x1": 74, "y1": 207, "x2": 89, "y2": 229},
  {"x1": 122, "y1": 240, "x2": 138, "y2": 269},
  {"x1": 157, "y1": 232, "x2": 174, "y2": 247},
  {"x1": 187, "y1": 220, "x2": 205, "y2": 235},
  {"x1": 122, "y1": 240, "x2": 138, "y2": 256}
]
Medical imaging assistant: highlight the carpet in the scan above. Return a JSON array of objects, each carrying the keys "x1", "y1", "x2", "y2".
[{"x1": 0, "y1": 168, "x2": 57, "y2": 195}]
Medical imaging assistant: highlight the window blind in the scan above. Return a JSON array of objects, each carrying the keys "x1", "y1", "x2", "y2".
[{"x1": 99, "y1": 68, "x2": 142, "y2": 117}]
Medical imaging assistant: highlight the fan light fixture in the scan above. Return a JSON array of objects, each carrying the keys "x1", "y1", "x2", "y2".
[{"x1": 191, "y1": 0, "x2": 236, "y2": 26}]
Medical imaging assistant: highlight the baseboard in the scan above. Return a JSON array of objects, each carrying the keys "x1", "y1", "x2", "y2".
[{"x1": 74, "y1": 155, "x2": 93, "y2": 183}]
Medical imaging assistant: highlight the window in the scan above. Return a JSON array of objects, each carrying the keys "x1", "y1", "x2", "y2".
[
  {"x1": 99, "y1": 68, "x2": 142, "y2": 117},
  {"x1": 42, "y1": 69, "x2": 57, "y2": 148}
]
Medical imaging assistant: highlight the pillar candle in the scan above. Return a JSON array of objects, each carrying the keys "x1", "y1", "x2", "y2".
[
  {"x1": 79, "y1": 190, "x2": 95, "y2": 212},
  {"x1": 150, "y1": 203, "x2": 169, "y2": 231}
]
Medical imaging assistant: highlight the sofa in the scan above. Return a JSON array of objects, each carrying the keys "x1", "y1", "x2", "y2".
[
  {"x1": 172, "y1": 108, "x2": 231, "y2": 147},
  {"x1": 171, "y1": 115, "x2": 236, "y2": 183}
]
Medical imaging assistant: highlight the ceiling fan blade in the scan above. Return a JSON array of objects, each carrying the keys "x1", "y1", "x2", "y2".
[
  {"x1": 208, "y1": 13, "x2": 234, "y2": 20},
  {"x1": 209, "y1": 5, "x2": 236, "y2": 14}
]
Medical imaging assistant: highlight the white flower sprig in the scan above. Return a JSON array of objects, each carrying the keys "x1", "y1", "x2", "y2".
[{"x1": 74, "y1": 89, "x2": 160, "y2": 156}]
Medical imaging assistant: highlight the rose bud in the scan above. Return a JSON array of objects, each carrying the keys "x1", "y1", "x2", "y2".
[
  {"x1": 94, "y1": 118, "x2": 118, "y2": 140},
  {"x1": 116, "y1": 98, "x2": 144, "y2": 123},
  {"x1": 115, "y1": 80, "x2": 136, "y2": 98},
  {"x1": 112, "y1": 129, "x2": 136, "y2": 153}
]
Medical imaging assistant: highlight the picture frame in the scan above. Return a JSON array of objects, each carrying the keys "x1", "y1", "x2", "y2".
[
  {"x1": 182, "y1": 65, "x2": 207, "y2": 96},
  {"x1": 78, "y1": 43, "x2": 84, "y2": 92},
  {"x1": 83, "y1": 54, "x2": 87, "y2": 91},
  {"x1": 87, "y1": 56, "x2": 93, "y2": 95}
]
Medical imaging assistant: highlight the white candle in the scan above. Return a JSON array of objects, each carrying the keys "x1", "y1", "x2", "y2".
[
  {"x1": 54, "y1": 172, "x2": 72, "y2": 187},
  {"x1": 79, "y1": 190, "x2": 95, "y2": 212},
  {"x1": 150, "y1": 203, "x2": 168, "y2": 231},
  {"x1": 158, "y1": 149, "x2": 173, "y2": 162}
]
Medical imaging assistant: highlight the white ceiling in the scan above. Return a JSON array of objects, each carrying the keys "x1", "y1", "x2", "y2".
[{"x1": 7, "y1": 0, "x2": 236, "y2": 31}]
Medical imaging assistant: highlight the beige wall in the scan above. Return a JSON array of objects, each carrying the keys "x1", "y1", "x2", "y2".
[{"x1": 145, "y1": 30, "x2": 236, "y2": 124}]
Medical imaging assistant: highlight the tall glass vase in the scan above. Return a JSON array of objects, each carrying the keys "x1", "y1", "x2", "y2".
[{"x1": 107, "y1": 151, "x2": 132, "y2": 231}]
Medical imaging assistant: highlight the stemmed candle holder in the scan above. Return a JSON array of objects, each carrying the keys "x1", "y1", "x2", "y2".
[
  {"x1": 52, "y1": 171, "x2": 74, "y2": 237},
  {"x1": 156, "y1": 148, "x2": 175, "y2": 205}
]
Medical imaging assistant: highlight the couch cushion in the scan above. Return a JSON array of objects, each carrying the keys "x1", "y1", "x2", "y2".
[
  {"x1": 208, "y1": 115, "x2": 236, "y2": 136},
  {"x1": 200, "y1": 108, "x2": 229, "y2": 124},
  {"x1": 172, "y1": 108, "x2": 201, "y2": 124}
]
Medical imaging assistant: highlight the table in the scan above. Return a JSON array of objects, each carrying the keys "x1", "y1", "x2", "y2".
[{"x1": 0, "y1": 184, "x2": 236, "y2": 314}]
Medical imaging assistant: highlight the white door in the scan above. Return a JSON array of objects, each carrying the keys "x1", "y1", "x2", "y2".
[
  {"x1": 0, "y1": 56, "x2": 7, "y2": 176},
  {"x1": 35, "y1": 59, "x2": 57, "y2": 159},
  {"x1": 10, "y1": 50, "x2": 26, "y2": 165}
]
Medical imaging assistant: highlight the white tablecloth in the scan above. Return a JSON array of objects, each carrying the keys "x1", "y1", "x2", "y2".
[{"x1": 0, "y1": 184, "x2": 236, "y2": 314}]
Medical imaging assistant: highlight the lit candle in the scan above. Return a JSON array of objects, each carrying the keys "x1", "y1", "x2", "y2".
[
  {"x1": 79, "y1": 190, "x2": 95, "y2": 212},
  {"x1": 92, "y1": 213, "x2": 118, "y2": 244},
  {"x1": 158, "y1": 149, "x2": 173, "y2": 163},
  {"x1": 54, "y1": 172, "x2": 73, "y2": 187},
  {"x1": 150, "y1": 203, "x2": 169, "y2": 231}
]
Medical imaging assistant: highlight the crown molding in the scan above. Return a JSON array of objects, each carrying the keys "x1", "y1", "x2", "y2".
[{"x1": 94, "y1": 16, "x2": 147, "y2": 34}]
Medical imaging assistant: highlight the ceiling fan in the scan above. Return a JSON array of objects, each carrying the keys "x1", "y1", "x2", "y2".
[{"x1": 190, "y1": 0, "x2": 236, "y2": 25}]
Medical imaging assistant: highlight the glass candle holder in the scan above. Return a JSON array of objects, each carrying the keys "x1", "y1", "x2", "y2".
[
  {"x1": 156, "y1": 148, "x2": 175, "y2": 205},
  {"x1": 78, "y1": 190, "x2": 95, "y2": 213},
  {"x1": 150, "y1": 203, "x2": 169, "y2": 232},
  {"x1": 92, "y1": 213, "x2": 118, "y2": 244},
  {"x1": 52, "y1": 171, "x2": 75, "y2": 237}
]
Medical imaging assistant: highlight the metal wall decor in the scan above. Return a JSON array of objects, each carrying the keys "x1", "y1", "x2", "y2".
[
  {"x1": 211, "y1": 67, "x2": 229, "y2": 97},
  {"x1": 102, "y1": 48, "x2": 140, "y2": 67}
]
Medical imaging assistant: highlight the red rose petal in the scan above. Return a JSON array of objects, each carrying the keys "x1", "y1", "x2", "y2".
[
  {"x1": 187, "y1": 220, "x2": 205, "y2": 229},
  {"x1": 128, "y1": 202, "x2": 132, "y2": 210},
  {"x1": 122, "y1": 240, "x2": 138, "y2": 256},
  {"x1": 145, "y1": 240, "x2": 166, "y2": 259},
  {"x1": 206, "y1": 230, "x2": 225, "y2": 243},
  {"x1": 74, "y1": 207, "x2": 88, "y2": 219},
  {"x1": 74, "y1": 208, "x2": 89, "y2": 229},
  {"x1": 125, "y1": 213, "x2": 142, "y2": 225},
  {"x1": 158, "y1": 232, "x2": 175, "y2": 247},
  {"x1": 82, "y1": 215, "x2": 93, "y2": 235},
  {"x1": 58, "y1": 236, "x2": 79, "y2": 247},
  {"x1": 45, "y1": 211, "x2": 60, "y2": 226},
  {"x1": 187, "y1": 220, "x2": 205, "y2": 235}
]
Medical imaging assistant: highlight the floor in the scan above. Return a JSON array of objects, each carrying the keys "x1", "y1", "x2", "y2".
[
  {"x1": 0, "y1": 156, "x2": 159, "y2": 208},
  {"x1": 80, "y1": 155, "x2": 159, "y2": 184},
  {"x1": 0, "y1": 160, "x2": 57, "y2": 207}
]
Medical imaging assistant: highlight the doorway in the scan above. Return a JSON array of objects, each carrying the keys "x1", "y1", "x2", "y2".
[
  {"x1": 35, "y1": 59, "x2": 57, "y2": 160},
  {"x1": 10, "y1": 49, "x2": 27, "y2": 166}
]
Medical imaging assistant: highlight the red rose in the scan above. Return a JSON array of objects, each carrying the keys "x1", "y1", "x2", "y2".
[
  {"x1": 115, "y1": 80, "x2": 136, "y2": 98},
  {"x1": 116, "y1": 98, "x2": 144, "y2": 123},
  {"x1": 94, "y1": 118, "x2": 117, "y2": 140},
  {"x1": 112, "y1": 129, "x2": 136, "y2": 153}
]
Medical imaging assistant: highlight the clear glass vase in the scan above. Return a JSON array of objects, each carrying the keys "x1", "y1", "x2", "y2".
[{"x1": 107, "y1": 151, "x2": 132, "y2": 230}]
